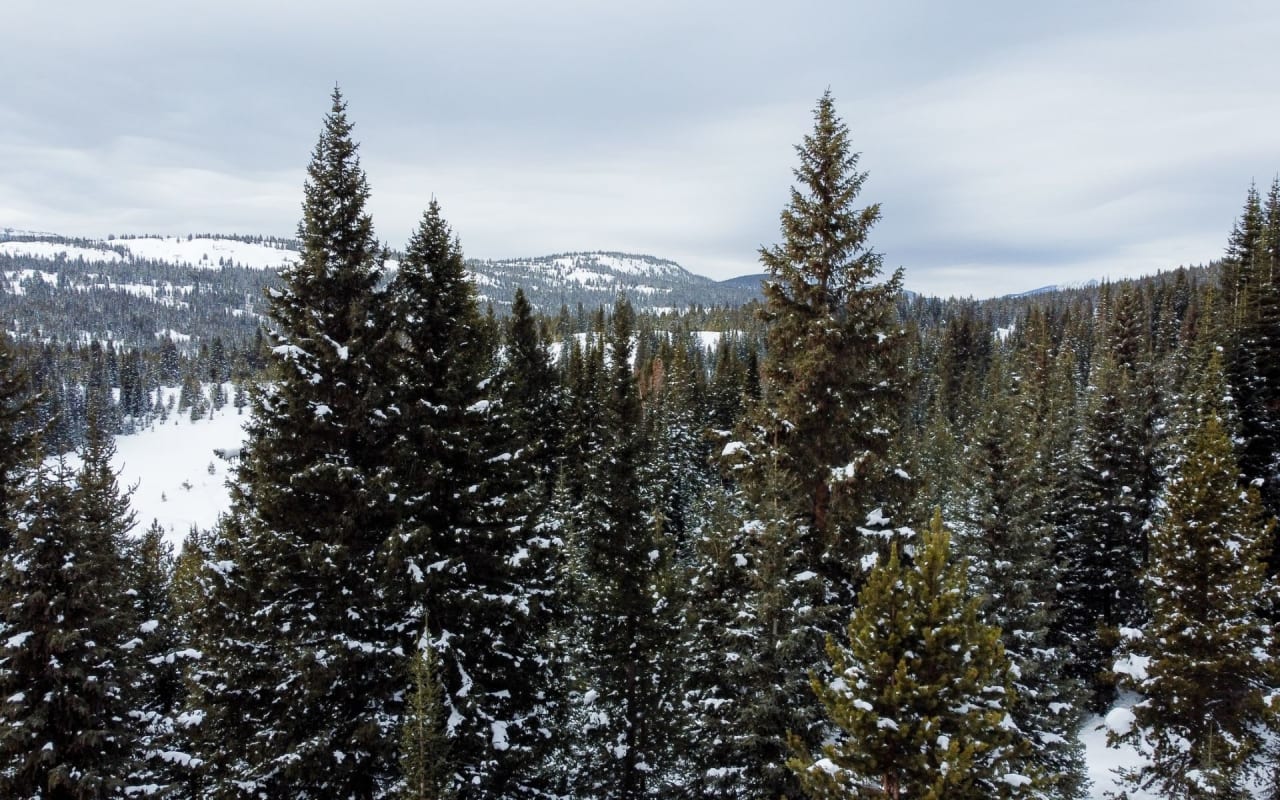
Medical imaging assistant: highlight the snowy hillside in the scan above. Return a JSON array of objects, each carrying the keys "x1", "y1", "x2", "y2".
[
  {"x1": 0, "y1": 232, "x2": 764, "y2": 312},
  {"x1": 0, "y1": 234, "x2": 297, "y2": 270},
  {"x1": 465, "y1": 251, "x2": 762, "y2": 310},
  {"x1": 83, "y1": 387, "x2": 250, "y2": 549}
]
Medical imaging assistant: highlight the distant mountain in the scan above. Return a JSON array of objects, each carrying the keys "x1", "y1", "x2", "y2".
[
  {"x1": 0, "y1": 232, "x2": 765, "y2": 348},
  {"x1": 716, "y1": 273, "x2": 767, "y2": 291},
  {"x1": 467, "y1": 251, "x2": 763, "y2": 311},
  {"x1": 1008, "y1": 279, "x2": 1100, "y2": 299}
]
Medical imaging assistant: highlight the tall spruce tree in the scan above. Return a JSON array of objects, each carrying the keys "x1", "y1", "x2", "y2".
[
  {"x1": 1224, "y1": 179, "x2": 1280, "y2": 561},
  {"x1": 713, "y1": 89, "x2": 913, "y2": 799},
  {"x1": 1053, "y1": 288, "x2": 1156, "y2": 709},
  {"x1": 381, "y1": 199, "x2": 542, "y2": 798},
  {"x1": 187, "y1": 88, "x2": 400, "y2": 797},
  {"x1": 751, "y1": 89, "x2": 910, "y2": 556},
  {"x1": 788, "y1": 512, "x2": 1034, "y2": 800},
  {"x1": 1109, "y1": 352, "x2": 1280, "y2": 798}
]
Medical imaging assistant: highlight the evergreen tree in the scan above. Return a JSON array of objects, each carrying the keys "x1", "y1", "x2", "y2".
[
  {"x1": 789, "y1": 513, "x2": 1034, "y2": 800},
  {"x1": 751, "y1": 89, "x2": 910, "y2": 555},
  {"x1": 0, "y1": 332, "x2": 40, "y2": 552},
  {"x1": 495, "y1": 288, "x2": 562, "y2": 514},
  {"x1": 558, "y1": 299, "x2": 682, "y2": 799},
  {"x1": 381, "y1": 200, "x2": 540, "y2": 797},
  {"x1": 679, "y1": 494, "x2": 757, "y2": 799},
  {"x1": 188, "y1": 88, "x2": 400, "y2": 797},
  {"x1": 0, "y1": 420, "x2": 136, "y2": 799},
  {"x1": 398, "y1": 627, "x2": 453, "y2": 800},
  {"x1": 1220, "y1": 182, "x2": 1265, "y2": 324},
  {"x1": 1109, "y1": 353, "x2": 1280, "y2": 798},
  {"x1": 1053, "y1": 293, "x2": 1156, "y2": 709},
  {"x1": 714, "y1": 89, "x2": 913, "y2": 799},
  {"x1": 1224, "y1": 178, "x2": 1280, "y2": 557},
  {"x1": 954, "y1": 353, "x2": 1087, "y2": 799},
  {"x1": 122, "y1": 520, "x2": 189, "y2": 797}
]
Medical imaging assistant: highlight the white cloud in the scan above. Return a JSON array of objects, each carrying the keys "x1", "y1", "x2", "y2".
[{"x1": 1, "y1": 1, "x2": 1277, "y2": 297}]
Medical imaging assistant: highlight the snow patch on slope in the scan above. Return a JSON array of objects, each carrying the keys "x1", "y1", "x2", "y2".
[
  {"x1": 1, "y1": 235, "x2": 296, "y2": 271},
  {"x1": 0, "y1": 241, "x2": 125, "y2": 263}
]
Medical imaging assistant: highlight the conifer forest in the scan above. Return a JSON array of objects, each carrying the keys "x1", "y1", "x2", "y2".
[{"x1": 2, "y1": 89, "x2": 1280, "y2": 800}]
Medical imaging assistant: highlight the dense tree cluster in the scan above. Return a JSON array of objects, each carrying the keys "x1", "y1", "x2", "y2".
[{"x1": 0, "y1": 89, "x2": 1277, "y2": 799}]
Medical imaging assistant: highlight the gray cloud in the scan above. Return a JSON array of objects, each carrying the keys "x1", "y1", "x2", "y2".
[{"x1": 1, "y1": 0, "x2": 1277, "y2": 297}]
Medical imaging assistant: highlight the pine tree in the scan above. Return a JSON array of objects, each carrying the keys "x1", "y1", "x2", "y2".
[
  {"x1": 399, "y1": 627, "x2": 453, "y2": 800},
  {"x1": 495, "y1": 288, "x2": 562, "y2": 516},
  {"x1": 1220, "y1": 182, "x2": 1265, "y2": 324},
  {"x1": 680, "y1": 494, "x2": 758, "y2": 799},
  {"x1": 751, "y1": 89, "x2": 910, "y2": 555},
  {"x1": 0, "y1": 419, "x2": 136, "y2": 799},
  {"x1": 1053, "y1": 291, "x2": 1156, "y2": 709},
  {"x1": 121, "y1": 520, "x2": 189, "y2": 797},
  {"x1": 954, "y1": 353, "x2": 1087, "y2": 799},
  {"x1": 789, "y1": 513, "x2": 1034, "y2": 800},
  {"x1": 713, "y1": 90, "x2": 913, "y2": 799},
  {"x1": 381, "y1": 201, "x2": 542, "y2": 797},
  {"x1": 188, "y1": 88, "x2": 400, "y2": 797},
  {"x1": 1225, "y1": 178, "x2": 1280, "y2": 555},
  {"x1": 0, "y1": 332, "x2": 40, "y2": 552},
  {"x1": 1109, "y1": 352, "x2": 1280, "y2": 798}
]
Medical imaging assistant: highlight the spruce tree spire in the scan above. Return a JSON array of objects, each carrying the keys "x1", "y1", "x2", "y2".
[
  {"x1": 188, "y1": 89, "x2": 400, "y2": 797},
  {"x1": 756, "y1": 89, "x2": 906, "y2": 538},
  {"x1": 710, "y1": 91, "x2": 914, "y2": 800}
]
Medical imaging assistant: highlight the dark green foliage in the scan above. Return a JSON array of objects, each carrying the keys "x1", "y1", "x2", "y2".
[
  {"x1": 188, "y1": 88, "x2": 402, "y2": 797},
  {"x1": 753, "y1": 89, "x2": 909, "y2": 552},
  {"x1": 0, "y1": 333, "x2": 41, "y2": 552},
  {"x1": 1053, "y1": 288, "x2": 1157, "y2": 709},
  {"x1": 382, "y1": 201, "x2": 545, "y2": 797},
  {"x1": 1111, "y1": 353, "x2": 1280, "y2": 797},
  {"x1": 0, "y1": 420, "x2": 136, "y2": 799},
  {"x1": 556, "y1": 299, "x2": 683, "y2": 799},
  {"x1": 122, "y1": 521, "x2": 189, "y2": 797},
  {"x1": 1223, "y1": 179, "x2": 1280, "y2": 560},
  {"x1": 711, "y1": 90, "x2": 915, "y2": 800},
  {"x1": 954, "y1": 353, "x2": 1087, "y2": 799}
]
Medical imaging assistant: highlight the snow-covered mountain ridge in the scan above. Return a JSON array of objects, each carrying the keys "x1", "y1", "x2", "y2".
[
  {"x1": 0, "y1": 234, "x2": 298, "y2": 271},
  {"x1": 0, "y1": 232, "x2": 764, "y2": 311}
]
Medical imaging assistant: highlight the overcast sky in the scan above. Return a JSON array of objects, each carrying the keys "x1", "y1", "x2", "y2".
[{"x1": 2, "y1": 1, "x2": 1277, "y2": 297}]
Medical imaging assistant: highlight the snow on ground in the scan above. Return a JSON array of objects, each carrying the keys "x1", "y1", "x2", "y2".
[
  {"x1": 1, "y1": 235, "x2": 296, "y2": 270},
  {"x1": 0, "y1": 240, "x2": 125, "y2": 263},
  {"x1": 3, "y1": 268, "x2": 60, "y2": 295},
  {"x1": 94, "y1": 389, "x2": 250, "y2": 549},
  {"x1": 693, "y1": 330, "x2": 723, "y2": 352},
  {"x1": 1080, "y1": 710, "x2": 1158, "y2": 800},
  {"x1": 109, "y1": 236, "x2": 296, "y2": 270}
]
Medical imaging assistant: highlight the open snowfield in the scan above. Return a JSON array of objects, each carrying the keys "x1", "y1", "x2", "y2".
[
  {"x1": 1, "y1": 235, "x2": 296, "y2": 270},
  {"x1": 92, "y1": 388, "x2": 249, "y2": 549}
]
